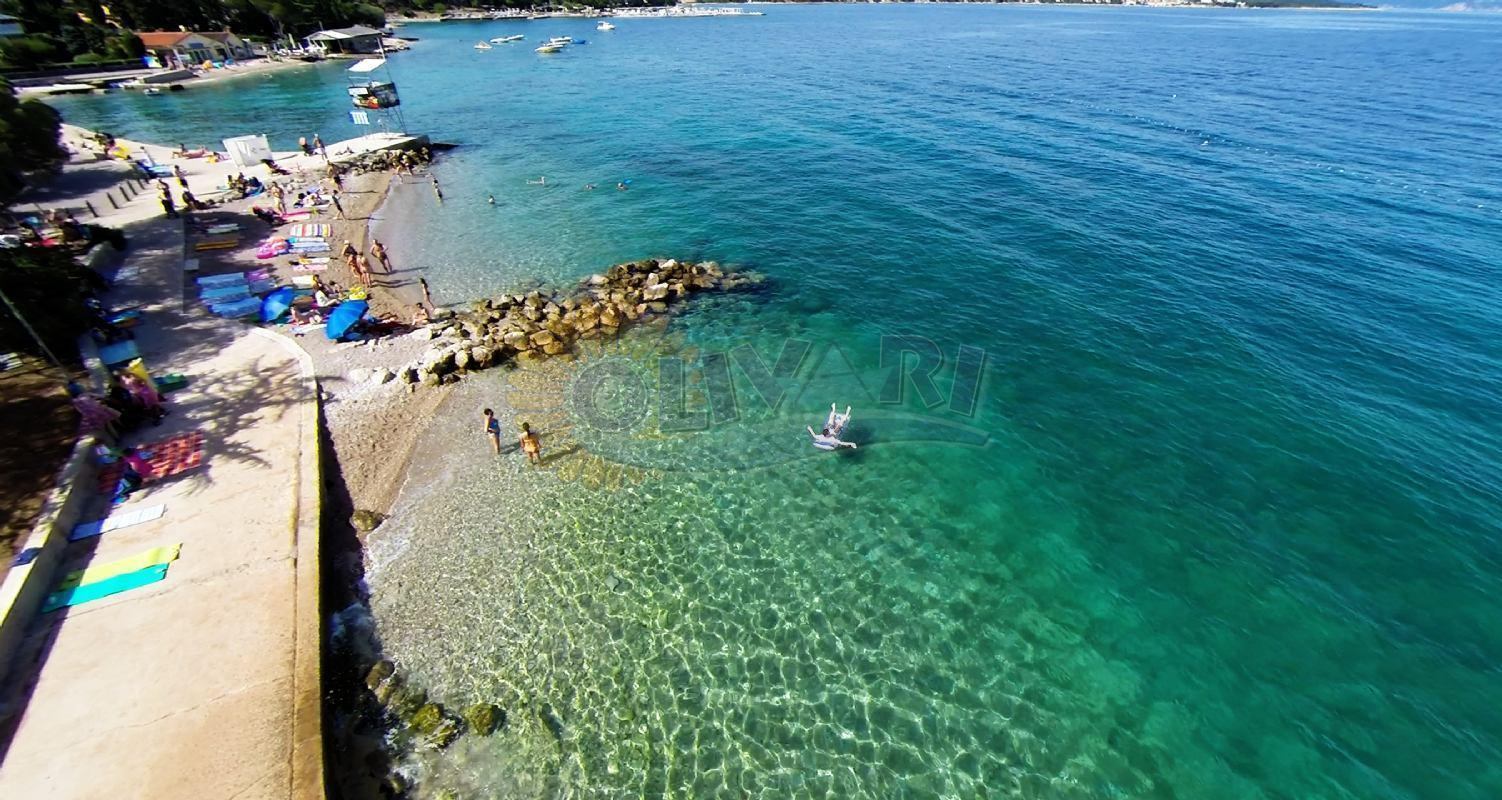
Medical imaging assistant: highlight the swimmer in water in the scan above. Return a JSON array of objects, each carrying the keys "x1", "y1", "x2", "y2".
[
  {"x1": 616, "y1": 181, "x2": 628, "y2": 191},
  {"x1": 808, "y1": 403, "x2": 856, "y2": 449},
  {"x1": 584, "y1": 184, "x2": 596, "y2": 191},
  {"x1": 488, "y1": 194, "x2": 496, "y2": 205}
]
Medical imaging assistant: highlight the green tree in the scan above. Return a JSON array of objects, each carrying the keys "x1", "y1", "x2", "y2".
[{"x1": 0, "y1": 78, "x2": 67, "y2": 205}]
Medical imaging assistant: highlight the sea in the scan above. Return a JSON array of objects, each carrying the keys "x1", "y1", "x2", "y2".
[{"x1": 47, "y1": 6, "x2": 1502, "y2": 798}]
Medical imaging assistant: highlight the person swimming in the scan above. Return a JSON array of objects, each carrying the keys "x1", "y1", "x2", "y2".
[{"x1": 808, "y1": 403, "x2": 856, "y2": 450}]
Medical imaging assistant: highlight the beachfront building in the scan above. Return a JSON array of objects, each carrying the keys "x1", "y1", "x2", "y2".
[
  {"x1": 306, "y1": 26, "x2": 384, "y2": 56},
  {"x1": 138, "y1": 31, "x2": 255, "y2": 68},
  {"x1": 0, "y1": 13, "x2": 23, "y2": 37}
]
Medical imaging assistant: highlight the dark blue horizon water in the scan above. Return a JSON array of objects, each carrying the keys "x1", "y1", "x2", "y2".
[{"x1": 50, "y1": 6, "x2": 1502, "y2": 798}]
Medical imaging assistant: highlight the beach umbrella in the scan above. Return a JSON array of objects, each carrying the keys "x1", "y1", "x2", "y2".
[
  {"x1": 325, "y1": 300, "x2": 369, "y2": 341},
  {"x1": 260, "y1": 287, "x2": 295, "y2": 322}
]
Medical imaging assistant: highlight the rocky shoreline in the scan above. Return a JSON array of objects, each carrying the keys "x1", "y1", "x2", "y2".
[{"x1": 405, "y1": 258, "x2": 764, "y2": 386}]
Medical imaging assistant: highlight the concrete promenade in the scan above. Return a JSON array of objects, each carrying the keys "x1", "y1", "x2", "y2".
[{"x1": 0, "y1": 135, "x2": 324, "y2": 798}]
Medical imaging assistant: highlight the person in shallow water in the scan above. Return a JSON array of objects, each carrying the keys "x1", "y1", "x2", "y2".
[
  {"x1": 482, "y1": 408, "x2": 501, "y2": 455},
  {"x1": 518, "y1": 421, "x2": 542, "y2": 464}
]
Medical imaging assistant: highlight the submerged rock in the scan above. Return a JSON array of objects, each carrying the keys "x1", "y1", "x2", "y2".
[
  {"x1": 387, "y1": 684, "x2": 427, "y2": 721},
  {"x1": 351, "y1": 509, "x2": 386, "y2": 533},
  {"x1": 364, "y1": 660, "x2": 395, "y2": 691},
  {"x1": 463, "y1": 703, "x2": 505, "y2": 736},
  {"x1": 410, "y1": 703, "x2": 462, "y2": 749}
]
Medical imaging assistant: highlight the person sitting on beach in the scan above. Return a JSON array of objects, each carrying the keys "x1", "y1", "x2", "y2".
[
  {"x1": 482, "y1": 408, "x2": 502, "y2": 455},
  {"x1": 114, "y1": 447, "x2": 155, "y2": 504},
  {"x1": 290, "y1": 305, "x2": 324, "y2": 326},
  {"x1": 119, "y1": 372, "x2": 167, "y2": 425},
  {"x1": 518, "y1": 421, "x2": 542, "y2": 465},
  {"x1": 411, "y1": 304, "x2": 431, "y2": 326}
]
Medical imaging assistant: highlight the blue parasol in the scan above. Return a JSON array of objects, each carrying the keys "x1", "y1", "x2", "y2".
[
  {"x1": 325, "y1": 300, "x2": 369, "y2": 341},
  {"x1": 259, "y1": 287, "x2": 296, "y2": 322}
]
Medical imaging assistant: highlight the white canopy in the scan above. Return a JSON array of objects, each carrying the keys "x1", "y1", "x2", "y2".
[{"x1": 347, "y1": 58, "x2": 387, "y2": 74}]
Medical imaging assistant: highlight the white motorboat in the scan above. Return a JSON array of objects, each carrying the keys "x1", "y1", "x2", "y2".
[
  {"x1": 535, "y1": 43, "x2": 564, "y2": 54},
  {"x1": 489, "y1": 35, "x2": 524, "y2": 44},
  {"x1": 473, "y1": 41, "x2": 492, "y2": 50},
  {"x1": 596, "y1": 22, "x2": 616, "y2": 31},
  {"x1": 545, "y1": 36, "x2": 573, "y2": 46}
]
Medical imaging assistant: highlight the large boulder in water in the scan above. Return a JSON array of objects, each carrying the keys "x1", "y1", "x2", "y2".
[
  {"x1": 463, "y1": 703, "x2": 505, "y2": 736},
  {"x1": 351, "y1": 509, "x2": 386, "y2": 532}
]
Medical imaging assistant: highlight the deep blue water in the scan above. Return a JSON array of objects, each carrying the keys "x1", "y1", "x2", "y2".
[{"x1": 50, "y1": 7, "x2": 1502, "y2": 798}]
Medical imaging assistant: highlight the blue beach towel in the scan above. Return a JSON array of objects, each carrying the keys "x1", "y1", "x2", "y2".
[{"x1": 41, "y1": 563, "x2": 169, "y2": 613}]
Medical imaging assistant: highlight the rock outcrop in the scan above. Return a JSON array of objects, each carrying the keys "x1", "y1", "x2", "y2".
[{"x1": 409, "y1": 259, "x2": 762, "y2": 385}]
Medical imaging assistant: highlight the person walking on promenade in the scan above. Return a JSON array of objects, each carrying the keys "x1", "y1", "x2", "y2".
[
  {"x1": 518, "y1": 421, "x2": 542, "y2": 465},
  {"x1": 159, "y1": 190, "x2": 178, "y2": 219},
  {"x1": 354, "y1": 254, "x2": 372, "y2": 287},
  {"x1": 340, "y1": 240, "x2": 358, "y2": 270},
  {"x1": 370, "y1": 240, "x2": 392, "y2": 273},
  {"x1": 482, "y1": 408, "x2": 502, "y2": 455},
  {"x1": 330, "y1": 191, "x2": 347, "y2": 220}
]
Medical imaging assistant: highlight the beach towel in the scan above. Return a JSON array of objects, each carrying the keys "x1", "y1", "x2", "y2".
[
  {"x1": 194, "y1": 238, "x2": 238, "y2": 251},
  {"x1": 286, "y1": 223, "x2": 331, "y2": 238},
  {"x1": 96, "y1": 431, "x2": 206, "y2": 494},
  {"x1": 282, "y1": 209, "x2": 313, "y2": 220},
  {"x1": 246, "y1": 268, "x2": 272, "y2": 282},
  {"x1": 204, "y1": 223, "x2": 240, "y2": 235},
  {"x1": 98, "y1": 340, "x2": 140, "y2": 367},
  {"x1": 197, "y1": 273, "x2": 247, "y2": 288},
  {"x1": 41, "y1": 564, "x2": 169, "y2": 613},
  {"x1": 200, "y1": 285, "x2": 249, "y2": 302},
  {"x1": 70, "y1": 503, "x2": 167, "y2": 541},
  {"x1": 56, "y1": 543, "x2": 181, "y2": 591},
  {"x1": 210, "y1": 297, "x2": 262, "y2": 318},
  {"x1": 291, "y1": 275, "x2": 318, "y2": 288},
  {"x1": 248, "y1": 278, "x2": 276, "y2": 295}
]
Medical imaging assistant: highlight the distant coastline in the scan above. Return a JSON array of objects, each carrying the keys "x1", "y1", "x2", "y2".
[{"x1": 390, "y1": 0, "x2": 1377, "y2": 23}]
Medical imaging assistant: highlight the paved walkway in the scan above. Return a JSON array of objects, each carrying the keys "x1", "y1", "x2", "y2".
[{"x1": 0, "y1": 136, "x2": 323, "y2": 798}]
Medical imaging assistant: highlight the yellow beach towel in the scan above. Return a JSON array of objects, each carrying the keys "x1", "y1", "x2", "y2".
[{"x1": 55, "y1": 543, "x2": 182, "y2": 591}]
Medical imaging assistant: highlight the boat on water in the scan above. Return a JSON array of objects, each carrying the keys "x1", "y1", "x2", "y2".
[
  {"x1": 489, "y1": 35, "x2": 525, "y2": 44},
  {"x1": 546, "y1": 36, "x2": 573, "y2": 45},
  {"x1": 473, "y1": 41, "x2": 492, "y2": 50},
  {"x1": 597, "y1": 21, "x2": 616, "y2": 30},
  {"x1": 535, "y1": 43, "x2": 564, "y2": 53}
]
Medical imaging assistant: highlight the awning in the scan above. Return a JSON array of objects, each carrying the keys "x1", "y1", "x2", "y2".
[{"x1": 348, "y1": 58, "x2": 386, "y2": 73}]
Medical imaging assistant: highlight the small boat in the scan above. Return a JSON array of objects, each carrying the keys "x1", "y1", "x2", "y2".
[
  {"x1": 489, "y1": 35, "x2": 524, "y2": 44},
  {"x1": 545, "y1": 36, "x2": 573, "y2": 46},
  {"x1": 143, "y1": 87, "x2": 162, "y2": 96},
  {"x1": 596, "y1": 21, "x2": 615, "y2": 31},
  {"x1": 473, "y1": 41, "x2": 492, "y2": 50},
  {"x1": 535, "y1": 43, "x2": 564, "y2": 54}
]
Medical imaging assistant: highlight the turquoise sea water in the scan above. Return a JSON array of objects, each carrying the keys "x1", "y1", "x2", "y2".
[{"x1": 51, "y1": 7, "x2": 1502, "y2": 798}]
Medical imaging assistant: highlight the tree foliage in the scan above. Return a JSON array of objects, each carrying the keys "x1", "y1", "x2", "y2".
[{"x1": 0, "y1": 78, "x2": 66, "y2": 206}]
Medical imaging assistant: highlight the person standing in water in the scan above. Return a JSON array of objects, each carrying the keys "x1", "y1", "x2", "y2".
[
  {"x1": 370, "y1": 239, "x2": 392, "y2": 273},
  {"x1": 431, "y1": 176, "x2": 443, "y2": 203},
  {"x1": 518, "y1": 421, "x2": 542, "y2": 465},
  {"x1": 419, "y1": 277, "x2": 435, "y2": 310},
  {"x1": 482, "y1": 408, "x2": 501, "y2": 455}
]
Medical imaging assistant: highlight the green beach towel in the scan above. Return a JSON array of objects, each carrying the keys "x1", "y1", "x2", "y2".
[
  {"x1": 41, "y1": 564, "x2": 169, "y2": 613},
  {"x1": 54, "y1": 543, "x2": 181, "y2": 591}
]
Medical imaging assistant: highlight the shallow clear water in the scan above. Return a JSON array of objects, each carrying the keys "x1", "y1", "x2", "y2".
[{"x1": 53, "y1": 6, "x2": 1502, "y2": 798}]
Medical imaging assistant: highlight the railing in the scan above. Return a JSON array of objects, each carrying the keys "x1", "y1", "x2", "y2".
[{"x1": 0, "y1": 60, "x2": 150, "y2": 81}]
